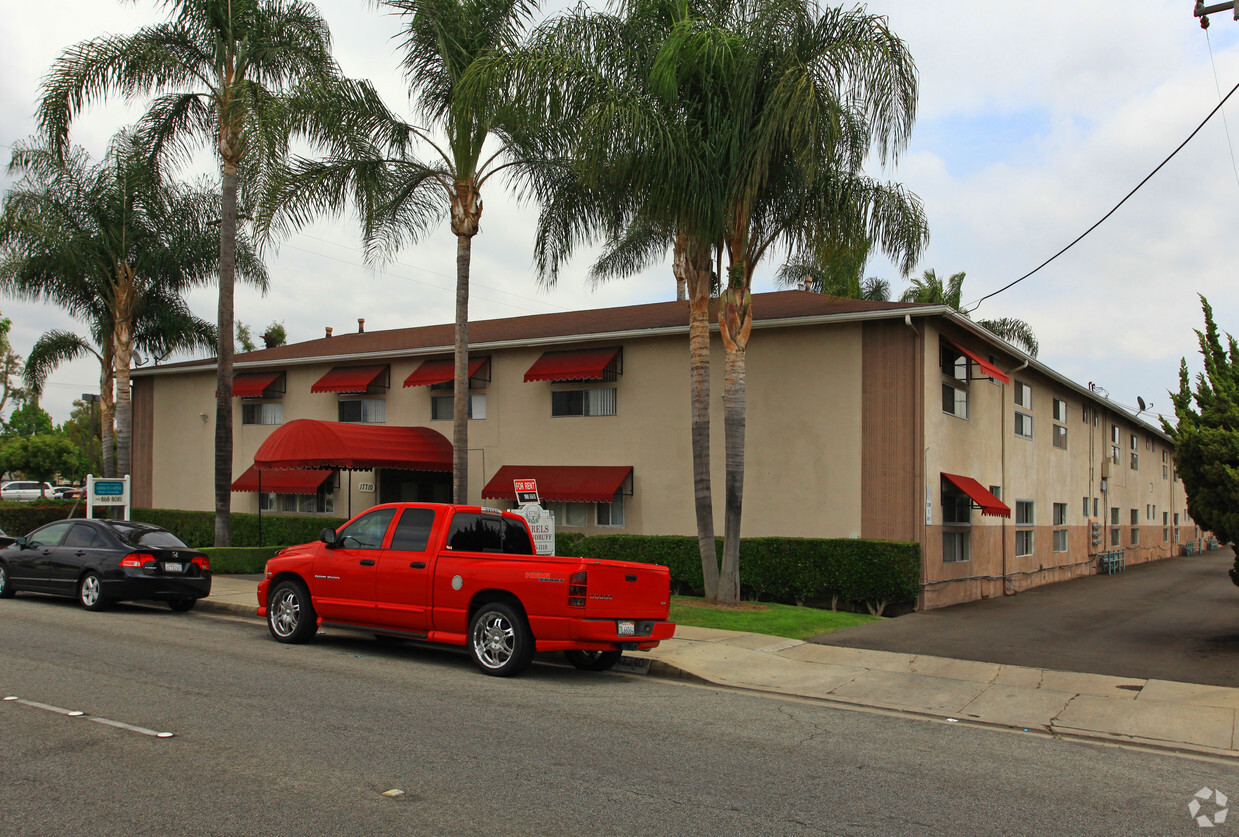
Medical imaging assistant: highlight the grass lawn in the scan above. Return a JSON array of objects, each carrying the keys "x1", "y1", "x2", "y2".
[{"x1": 669, "y1": 596, "x2": 881, "y2": 640}]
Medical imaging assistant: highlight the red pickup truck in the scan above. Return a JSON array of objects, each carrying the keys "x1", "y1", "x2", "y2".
[{"x1": 256, "y1": 503, "x2": 675, "y2": 676}]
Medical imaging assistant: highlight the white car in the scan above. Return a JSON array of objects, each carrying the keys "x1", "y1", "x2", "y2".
[{"x1": 1, "y1": 481, "x2": 55, "y2": 501}]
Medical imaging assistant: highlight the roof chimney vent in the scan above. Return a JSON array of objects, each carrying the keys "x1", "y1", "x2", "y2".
[
  {"x1": 325, "y1": 326, "x2": 333, "y2": 338},
  {"x1": 358, "y1": 318, "x2": 365, "y2": 334}
]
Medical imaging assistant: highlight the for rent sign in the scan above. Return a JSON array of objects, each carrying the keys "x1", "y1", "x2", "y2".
[{"x1": 513, "y1": 479, "x2": 539, "y2": 505}]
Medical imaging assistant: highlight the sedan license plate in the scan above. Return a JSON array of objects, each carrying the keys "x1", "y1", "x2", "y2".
[
  {"x1": 617, "y1": 620, "x2": 635, "y2": 637},
  {"x1": 163, "y1": 562, "x2": 183, "y2": 574}
]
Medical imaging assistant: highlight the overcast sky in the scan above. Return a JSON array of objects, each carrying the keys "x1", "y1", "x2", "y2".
[{"x1": 2, "y1": 0, "x2": 1238, "y2": 426}]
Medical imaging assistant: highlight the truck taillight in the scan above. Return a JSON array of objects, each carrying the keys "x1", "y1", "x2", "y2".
[
  {"x1": 120, "y1": 553, "x2": 154, "y2": 568},
  {"x1": 192, "y1": 556, "x2": 210, "y2": 571},
  {"x1": 568, "y1": 571, "x2": 587, "y2": 607}
]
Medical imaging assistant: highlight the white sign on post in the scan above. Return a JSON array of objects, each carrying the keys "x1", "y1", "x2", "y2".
[
  {"x1": 87, "y1": 474, "x2": 132, "y2": 521},
  {"x1": 518, "y1": 502, "x2": 556, "y2": 556}
]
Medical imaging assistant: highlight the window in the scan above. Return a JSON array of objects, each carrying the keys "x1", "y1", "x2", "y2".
[
  {"x1": 1082, "y1": 405, "x2": 1090, "y2": 424},
  {"x1": 431, "y1": 393, "x2": 487, "y2": 421},
  {"x1": 1111, "y1": 425, "x2": 1120, "y2": 444},
  {"x1": 1111, "y1": 528, "x2": 1121, "y2": 547},
  {"x1": 1130, "y1": 508, "x2": 1139, "y2": 525},
  {"x1": 64, "y1": 524, "x2": 100, "y2": 548},
  {"x1": 1163, "y1": 465, "x2": 1169, "y2": 479},
  {"x1": 1174, "y1": 512, "x2": 1180, "y2": 525},
  {"x1": 1110, "y1": 445, "x2": 1120, "y2": 465},
  {"x1": 942, "y1": 383, "x2": 968, "y2": 418},
  {"x1": 336, "y1": 507, "x2": 397, "y2": 549},
  {"x1": 1093, "y1": 497, "x2": 1099, "y2": 518},
  {"x1": 1052, "y1": 503, "x2": 1068, "y2": 553},
  {"x1": 596, "y1": 491, "x2": 625, "y2": 527},
  {"x1": 1130, "y1": 434, "x2": 1138, "y2": 451},
  {"x1": 1015, "y1": 500, "x2": 1034, "y2": 557},
  {"x1": 1110, "y1": 507, "x2": 1120, "y2": 526},
  {"x1": 389, "y1": 508, "x2": 437, "y2": 552},
  {"x1": 1014, "y1": 411, "x2": 1033, "y2": 439},
  {"x1": 1131, "y1": 527, "x2": 1140, "y2": 545},
  {"x1": 1014, "y1": 380, "x2": 1032, "y2": 409},
  {"x1": 1163, "y1": 511, "x2": 1169, "y2": 525},
  {"x1": 1131, "y1": 453, "x2": 1138, "y2": 469},
  {"x1": 242, "y1": 401, "x2": 283, "y2": 425},
  {"x1": 1052, "y1": 398, "x2": 1068, "y2": 422},
  {"x1": 1082, "y1": 497, "x2": 1090, "y2": 517},
  {"x1": 261, "y1": 482, "x2": 334, "y2": 515},
  {"x1": 942, "y1": 481, "x2": 972, "y2": 564},
  {"x1": 338, "y1": 398, "x2": 385, "y2": 423},
  {"x1": 445, "y1": 512, "x2": 534, "y2": 554},
  {"x1": 546, "y1": 501, "x2": 589, "y2": 527},
  {"x1": 988, "y1": 485, "x2": 1002, "y2": 501},
  {"x1": 1053, "y1": 424, "x2": 1068, "y2": 449},
  {"x1": 940, "y1": 343, "x2": 968, "y2": 381},
  {"x1": 1053, "y1": 529, "x2": 1068, "y2": 553},
  {"x1": 1054, "y1": 503, "x2": 1068, "y2": 526},
  {"x1": 1163, "y1": 527, "x2": 1169, "y2": 542},
  {"x1": 552, "y1": 388, "x2": 617, "y2": 417}
]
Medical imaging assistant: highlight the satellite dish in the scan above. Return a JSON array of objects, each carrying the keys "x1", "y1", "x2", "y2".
[
  {"x1": 132, "y1": 349, "x2": 146, "y2": 367},
  {"x1": 1137, "y1": 396, "x2": 1147, "y2": 412}
]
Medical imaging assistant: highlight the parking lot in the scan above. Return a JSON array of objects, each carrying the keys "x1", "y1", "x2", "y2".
[{"x1": 812, "y1": 548, "x2": 1239, "y2": 687}]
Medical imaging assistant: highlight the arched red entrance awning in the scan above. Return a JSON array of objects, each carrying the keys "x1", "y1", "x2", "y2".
[{"x1": 252, "y1": 419, "x2": 452, "y2": 472}]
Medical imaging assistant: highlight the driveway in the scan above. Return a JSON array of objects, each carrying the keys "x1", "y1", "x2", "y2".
[{"x1": 811, "y1": 548, "x2": 1239, "y2": 687}]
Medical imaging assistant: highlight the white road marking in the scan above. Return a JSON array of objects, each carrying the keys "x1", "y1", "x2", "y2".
[{"x1": 4, "y1": 695, "x2": 175, "y2": 738}]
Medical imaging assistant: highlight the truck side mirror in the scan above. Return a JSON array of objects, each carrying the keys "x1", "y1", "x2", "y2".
[{"x1": 319, "y1": 527, "x2": 338, "y2": 548}]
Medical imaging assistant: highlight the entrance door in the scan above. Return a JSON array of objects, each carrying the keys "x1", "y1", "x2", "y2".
[{"x1": 378, "y1": 469, "x2": 451, "y2": 504}]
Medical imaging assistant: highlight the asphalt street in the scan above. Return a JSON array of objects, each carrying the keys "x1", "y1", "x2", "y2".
[
  {"x1": 815, "y1": 549, "x2": 1239, "y2": 687},
  {"x1": 2, "y1": 595, "x2": 1236, "y2": 836}
]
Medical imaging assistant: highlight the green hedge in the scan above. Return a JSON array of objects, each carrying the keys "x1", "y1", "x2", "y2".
[
  {"x1": 0, "y1": 499, "x2": 98, "y2": 535},
  {"x1": 129, "y1": 509, "x2": 347, "y2": 549},
  {"x1": 572, "y1": 533, "x2": 919, "y2": 612},
  {"x1": 200, "y1": 546, "x2": 286, "y2": 574}
]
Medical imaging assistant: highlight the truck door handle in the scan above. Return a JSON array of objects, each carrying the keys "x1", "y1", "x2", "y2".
[
  {"x1": 410, "y1": 561, "x2": 426, "y2": 569},
  {"x1": 359, "y1": 559, "x2": 376, "y2": 566}
]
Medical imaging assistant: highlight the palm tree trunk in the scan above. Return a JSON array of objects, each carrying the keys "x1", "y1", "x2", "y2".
[
  {"x1": 450, "y1": 180, "x2": 482, "y2": 505},
  {"x1": 452, "y1": 230, "x2": 471, "y2": 504},
  {"x1": 99, "y1": 363, "x2": 116, "y2": 479},
  {"x1": 718, "y1": 285, "x2": 752, "y2": 606},
  {"x1": 113, "y1": 268, "x2": 134, "y2": 479},
  {"x1": 214, "y1": 159, "x2": 239, "y2": 546},
  {"x1": 678, "y1": 235, "x2": 718, "y2": 600}
]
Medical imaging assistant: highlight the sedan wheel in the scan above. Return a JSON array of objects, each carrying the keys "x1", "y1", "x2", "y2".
[
  {"x1": 468, "y1": 602, "x2": 533, "y2": 677},
  {"x1": 267, "y1": 580, "x2": 317, "y2": 644},
  {"x1": 78, "y1": 572, "x2": 107, "y2": 611},
  {"x1": 168, "y1": 598, "x2": 196, "y2": 613},
  {"x1": 0, "y1": 563, "x2": 13, "y2": 599}
]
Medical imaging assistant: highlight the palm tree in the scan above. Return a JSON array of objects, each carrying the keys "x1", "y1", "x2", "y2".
[
  {"x1": 0, "y1": 132, "x2": 264, "y2": 482},
  {"x1": 259, "y1": 0, "x2": 547, "y2": 504},
  {"x1": 23, "y1": 296, "x2": 216, "y2": 479},
  {"x1": 37, "y1": 0, "x2": 339, "y2": 544},
  {"x1": 900, "y1": 269, "x2": 1039, "y2": 356},
  {"x1": 777, "y1": 239, "x2": 891, "y2": 301}
]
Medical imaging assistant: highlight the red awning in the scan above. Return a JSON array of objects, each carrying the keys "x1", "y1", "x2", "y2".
[
  {"x1": 481, "y1": 465, "x2": 633, "y2": 503},
  {"x1": 252, "y1": 419, "x2": 452, "y2": 472},
  {"x1": 950, "y1": 342, "x2": 1010, "y2": 385},
  {"x1": 310, "y1": 365, "x2": 388, "y2": 393},
  {"x1": 524, "y1": 347, "x2": 620, "y2": 383},
  {"x1": 942, "y1": 473, "x2": 1011, "y2": 518},
  {"x1": 233, "y1": 371, "x2": 283, "y2": 398},
  {"x1": 231, "y1": 465, "x2": 332, "y2": 494},
  {"x1": 403, "y1": 357, "x2": 487, "y2": 388}
]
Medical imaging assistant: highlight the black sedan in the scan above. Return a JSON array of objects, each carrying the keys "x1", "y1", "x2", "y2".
[{"x1": 0, "y1": 519, "x2": 211, "y2": 611}]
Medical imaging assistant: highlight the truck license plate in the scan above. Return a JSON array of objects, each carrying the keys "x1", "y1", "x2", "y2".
[
  {"x1": 617, "y1": 620, "x2": 635, "y2": 636},
  {"x1": 163, "y1": 562, "x2": 183, "y2": 573}
]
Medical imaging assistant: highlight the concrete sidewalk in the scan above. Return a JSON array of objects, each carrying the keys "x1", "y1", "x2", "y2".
[{"x1": 199, "y1": 575, "x2": 1239, "y2": 759}]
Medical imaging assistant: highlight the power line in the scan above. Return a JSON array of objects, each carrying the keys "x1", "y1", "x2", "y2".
[{"x1": 968, "y1": 76, "x2": 1239, "y2": 312}]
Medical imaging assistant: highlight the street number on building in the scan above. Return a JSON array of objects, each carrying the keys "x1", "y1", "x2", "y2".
[{"x1": 358, "y1": 482, "x2": 375, "y2": 493}]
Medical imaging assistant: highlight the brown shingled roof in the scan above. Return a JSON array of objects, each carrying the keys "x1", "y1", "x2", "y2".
[{"x1": 140, "y1": 290, "x2": 928, "y2": 374}]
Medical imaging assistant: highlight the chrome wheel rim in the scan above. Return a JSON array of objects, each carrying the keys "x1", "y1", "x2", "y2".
[
  {"x1": 80, "y1": 575, "x2": 100, "y2": 607},
  {"x1": 271, "y1": 589, "x2": 300, "y2": 638},
  {"x1": 472, "y1": 611, "x2": 516, "y2": 669}
]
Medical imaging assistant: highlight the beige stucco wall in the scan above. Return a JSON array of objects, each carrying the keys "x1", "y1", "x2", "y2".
[
  {"x1": 142, "y1": 321, "x2": 866, "y2": 539},
  {"x1": 919, "y1": 321, "x2": 1192, "y2": 609}
]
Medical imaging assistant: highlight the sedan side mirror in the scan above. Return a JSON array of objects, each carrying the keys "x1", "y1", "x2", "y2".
[
  {"x1": 319, "y1": 527, "x2": 338, "y2": 549},
  {"x1": 15, "y1": 536, "x2": 27, "y2": 549}
]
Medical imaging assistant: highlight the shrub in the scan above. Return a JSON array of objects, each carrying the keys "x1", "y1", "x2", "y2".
[
  {"x1": 201, "y1": 546, "x2": 286, "y2": 574},
  {"x1": 571, "y1": 533, "x2": 920, "y2": 610},
  {"x1": 130, "y1": 509, "x2": 346, "y2": 549},
  {"x1": 0, "y1": 499, "x2": 99, "y2": 535}
]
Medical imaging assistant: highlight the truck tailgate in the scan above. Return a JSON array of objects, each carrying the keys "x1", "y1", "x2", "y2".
[{"x1": 576, "y1": 560, "x2": 671, "y2": 619}]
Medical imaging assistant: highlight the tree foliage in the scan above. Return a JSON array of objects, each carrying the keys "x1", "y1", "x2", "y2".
[
  {"x1": 900, "y1": 268, "x2": 1039, "y2": 357},
  {"x1": 0, "y1": 433, "x2": 79, "y2": 488},
  {"x1": 5, "y1": 402, "x2": 55, "y2": 438},
  {"x1": 1164, "y1": 296, "x2": 1239, "y2": 554}
]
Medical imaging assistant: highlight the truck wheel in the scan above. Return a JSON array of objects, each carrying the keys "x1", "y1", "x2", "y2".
[
  {"x1": 78, "y1": 572, "x2": 108, "y2": 611},
  {"x1": 564, "y1": 649, "x2": 623, "y2": 672},
  {"x1": 469, "y1": 602, "x2": 533, "y2": 676},
  {"x1": 268, "y1": 580, "x2": 318, "y2": 644}
]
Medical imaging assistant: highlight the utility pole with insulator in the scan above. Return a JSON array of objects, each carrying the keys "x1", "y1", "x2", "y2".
[{"x1": 1194, "y1": 1, "x2": 1239, "y2": 28}]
